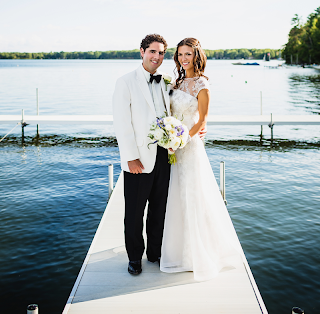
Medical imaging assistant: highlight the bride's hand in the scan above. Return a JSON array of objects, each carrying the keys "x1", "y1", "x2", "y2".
[{"x1": 168, "y1": 148, "x2": 174, "y2": 153}]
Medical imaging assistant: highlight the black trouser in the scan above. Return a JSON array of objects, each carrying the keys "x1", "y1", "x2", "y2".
[{"x1": 124, "y1": 146, "x2": 171, "y2": 262}]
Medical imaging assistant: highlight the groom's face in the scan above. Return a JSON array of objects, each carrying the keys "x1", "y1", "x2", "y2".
[{"x1": 140, "y1": 42, "x2": 165, "y2": 74}]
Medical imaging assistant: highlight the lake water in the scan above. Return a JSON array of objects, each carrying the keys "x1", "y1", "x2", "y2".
[{"x1": 0, "y1": 60, "x2": 320, "y2": 314}]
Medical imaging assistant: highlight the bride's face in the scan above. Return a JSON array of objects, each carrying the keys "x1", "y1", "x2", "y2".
[{"x1": 177, "y1": 45, "x2": 194, "y2": 71}]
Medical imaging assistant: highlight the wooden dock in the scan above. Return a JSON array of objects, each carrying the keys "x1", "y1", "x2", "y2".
[
  {"x1": 62, "y1": 172, "x2": 268, "y2": 314},
  {"x1": 1, "y1": 114, "x2": 320, "y2": 126}
]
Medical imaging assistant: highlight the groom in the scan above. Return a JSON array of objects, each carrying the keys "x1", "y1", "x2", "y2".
[{"x1": 112, "y1": 34, "x2": 171, "y2": 275}]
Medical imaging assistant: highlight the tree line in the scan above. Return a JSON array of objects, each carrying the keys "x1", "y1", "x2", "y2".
[
  {"x1": 283, "y1": 7, "x2": 320, "y2": 64},
  {"x1": 0, "y1": 48, "x2": 280, "y2": 60}
]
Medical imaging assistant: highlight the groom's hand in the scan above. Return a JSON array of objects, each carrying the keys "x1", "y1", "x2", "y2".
[
  {"x1": 128, "y1": 159, "x2": 145, "y2": 174},
  {"x1": 198, "y1": 125, "x2": 207, "y2": 141}
]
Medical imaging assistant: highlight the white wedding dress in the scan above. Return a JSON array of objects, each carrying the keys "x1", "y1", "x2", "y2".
[{"x1": 160, "y1": 77, "x2": 243, "y2": 281}]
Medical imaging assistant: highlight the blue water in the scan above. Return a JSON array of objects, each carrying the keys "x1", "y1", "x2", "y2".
[
  {"x1": 1, "y1": 59, "x2": 320, "y2": 141},
  {"x1": 1, "y1": 60, "x2": 320, "y2": 314}
]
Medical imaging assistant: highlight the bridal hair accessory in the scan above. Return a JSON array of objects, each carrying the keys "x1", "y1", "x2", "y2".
[
  {"x1": 148, "y1": 116, "x2": 189, "y2": 165},
  {"x1": 150, "y1": 74, "x2": 162, "y2": 83}
]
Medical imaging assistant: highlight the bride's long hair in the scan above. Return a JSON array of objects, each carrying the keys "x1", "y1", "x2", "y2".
[{"x1": 174, "y1": 38, "x2": 208, "y2": 89}]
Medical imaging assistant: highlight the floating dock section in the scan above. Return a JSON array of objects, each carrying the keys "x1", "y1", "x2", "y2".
[{"x1": 62, "y1": 172, "x2": 268, "y2": 314}]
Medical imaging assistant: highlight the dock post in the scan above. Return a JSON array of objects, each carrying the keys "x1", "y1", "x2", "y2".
[
  {"x1": 292, "y1": 307, "x2": 304, "y2": 314},
  {"x1": 268, "y1": 113, "x2": 274, "y2": 142},
  {"x1": 108, "y1": 164, "x2": 114, "y2": 198},
  {"x1": 21, "y1": 109, "x2": 29, "y2": 145},
  {"x1": 260, "y1": 91, "x2": 263, "y2": 142},
  {"x1": 27, "y1": 304, "x2": 38, "y2": 314},
  {"x1": 220, "y1": 161, "x2": 227, "y2": 205},
  {"x1": 36, "y1": 88, "x2": 39, "y2": 139},
  {"x1": 21, "y1": 109, "x2": 25, "y2": 145}
]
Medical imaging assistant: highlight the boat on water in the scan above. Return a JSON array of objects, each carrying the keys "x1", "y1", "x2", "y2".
[
  {"x1": 264, "y1": 64, "x2": 282, "y2": 69},
  {"x1": 244, "y1": 62, "x2": 260, "y2": 65},
  {"x1": 312, "y1": 65, "x2": 320, "y2": 70},
  {"x1": 232, "y1": 61, "x2": 260, "y2": 66}
]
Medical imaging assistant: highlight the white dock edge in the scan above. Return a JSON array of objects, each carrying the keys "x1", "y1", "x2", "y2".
[
  {"x1": 0, "y1": 115, "x2": 113, "y2": 125},
  {"x1": 1, "y1": 114, "x2": 320, "y2": 125},
  {"x1": 63, "y1": 171, "x2": 268, "y2": 314}
]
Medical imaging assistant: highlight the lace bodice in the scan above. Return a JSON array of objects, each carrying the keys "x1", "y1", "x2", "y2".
[
  {"x1": 170, "y1": 77, "x2": 209, "y2": 130},
  {"x1": 178, "y1": 77, "x2": 209, "y2": 98}
]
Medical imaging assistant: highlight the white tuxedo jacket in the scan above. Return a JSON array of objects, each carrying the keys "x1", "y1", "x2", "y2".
[{"x1": 112, "y1": 65, "x2": 171, "y2": 173}]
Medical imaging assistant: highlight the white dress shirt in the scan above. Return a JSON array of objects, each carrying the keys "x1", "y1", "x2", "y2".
[{"x1": 141, "y1": 64, "x2": 166, "y2": 117}]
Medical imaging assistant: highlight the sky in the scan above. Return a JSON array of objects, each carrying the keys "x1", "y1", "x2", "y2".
[{"x1": 0, "y1": 0, "x2": 319, "y2": 52}]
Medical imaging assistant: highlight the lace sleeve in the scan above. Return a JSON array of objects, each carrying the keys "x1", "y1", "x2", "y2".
[{"x1": 193, "y1": 77, "x2": 210, "y2": 97}]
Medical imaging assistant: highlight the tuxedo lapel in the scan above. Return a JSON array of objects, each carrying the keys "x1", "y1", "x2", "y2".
[
  {"x1": 136, "y1": 67, "x2": 156, "y2": 115},
  {"x1": 160, "y1": 80, "x2": 171, "y2": 116}
]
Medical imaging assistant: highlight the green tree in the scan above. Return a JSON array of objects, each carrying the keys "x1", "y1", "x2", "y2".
[
  {"x1": 284, "y1": 7, "x2": 320, "y2": 64},
  {"x1": 291, "y1": 14, "x2": 302, "y2": 27}
]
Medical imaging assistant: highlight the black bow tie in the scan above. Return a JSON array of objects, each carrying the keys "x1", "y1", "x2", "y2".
[{"x1": 149, "y1": 74, "x2": 162, "y2": 84}]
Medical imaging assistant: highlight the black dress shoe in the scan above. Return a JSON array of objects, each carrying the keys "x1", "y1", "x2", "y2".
[
  {"x1": 128, "y1": 260, "x2": 142, "y2": 275},
  {"x1": 148, "y1": 257, "x2": 161, "y2": 265}
]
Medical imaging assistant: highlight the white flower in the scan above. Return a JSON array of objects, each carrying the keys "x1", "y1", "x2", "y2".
[
  {"x1": 150, "y1": 122, "x2": 157, "y2": 130},
  {"x1": 172, "y1": 119, "x2": 181, "y2": 128},
  {"x1": 163, "y1": 116, "x2": 174, "y2": 125},
  {"x1": 148, "y1": 116, "x2": 189, "y2": 158},
  {"x1": 181, "y1": 130, "x2": 188, "y2": 141},
  {"x1": 170, "y1": 137, "x2": 181, "y2": 150},
  {"x1": 180, "y1": 140, "x2": 187, "y2": 149},
  {"x1": 162, "y1": 74, "x2": 172, "y2": 91},
  {"x1": 159, "y1": 137, "x2": 170, "y2": 149},
  {"x1": 162, "y1": 74, "x2": 172, "y2": 83},
  {"x1": 165, "y1": 124, "x2": 172, "y2": 131},
  {"x1": 169, "y1": 128, "x2": 177, "y2": 136},
  {"x1": 154, "y1": 128, "x2": 164, "y2": 140},
  {"x1": 179, "y1": 130, "x2": 189, "y2": 148}
]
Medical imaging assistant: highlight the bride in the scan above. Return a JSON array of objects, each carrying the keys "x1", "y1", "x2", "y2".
[{"x1": 160, "y1": 38, "x2": 242, "y2": 281}]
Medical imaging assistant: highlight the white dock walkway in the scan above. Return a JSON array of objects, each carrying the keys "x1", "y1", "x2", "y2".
[
  {"x1": 63, "y1": 172, "x2": 268, "y2": 314},
  {"x1": 1, "y1": 114, "x2": 320, "y2": 125}
]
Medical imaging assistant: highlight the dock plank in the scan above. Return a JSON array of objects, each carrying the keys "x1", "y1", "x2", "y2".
[{"x1": 63, "y1": 172, "x2": 267, "y2": 314}]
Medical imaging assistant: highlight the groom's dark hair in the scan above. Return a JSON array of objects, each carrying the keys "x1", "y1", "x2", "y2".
[{"x1": 140, "y1": 34, "x2": 168, "y2": 52}]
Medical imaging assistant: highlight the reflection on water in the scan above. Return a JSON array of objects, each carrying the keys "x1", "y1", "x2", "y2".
[
  {"x1": 1, "y1": 60, "x2": 320, "y2": 142},
  {"x1": 289, "y1": 73, "x2": 320, "y2": 114},
  {"x1": 1, "y1": 60, "x2": 320, "y2": 314},
  {"x1": 1, "y1": 134, "x2": 320, "y2": 151},
  {"x1": 0, "y1": 145, "x2": 320, "y2": 314}
]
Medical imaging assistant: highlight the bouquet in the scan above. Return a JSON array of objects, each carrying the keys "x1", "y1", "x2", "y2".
[{"x1": 148, "y1": 116, "x2": 189, "y2": 164}]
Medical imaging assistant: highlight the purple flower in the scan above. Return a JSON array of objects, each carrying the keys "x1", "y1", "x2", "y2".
[
  {"x1": 157, "y1": 117, "x2": 165, "y2": 129},
  {"x1": 175, "y1": 125, "x2": 184, "y2": 137}
]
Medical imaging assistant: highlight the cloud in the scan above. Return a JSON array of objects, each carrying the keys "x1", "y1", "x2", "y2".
[
  {"x1": 45, "y1": 24, "x2": 90, "y2": 32},
  {"x1": 91, "y1": 0, "x2": 115, "y2": 2},
  {"x1": 1, "y1": 0, "x2": 318, "y2": 52},
  {"x1": 46, "y1": 24, "x2": 62, "y2": 31},
  {"x1": 0, "y1": 34, "x2": 44, "y2": 52}
]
